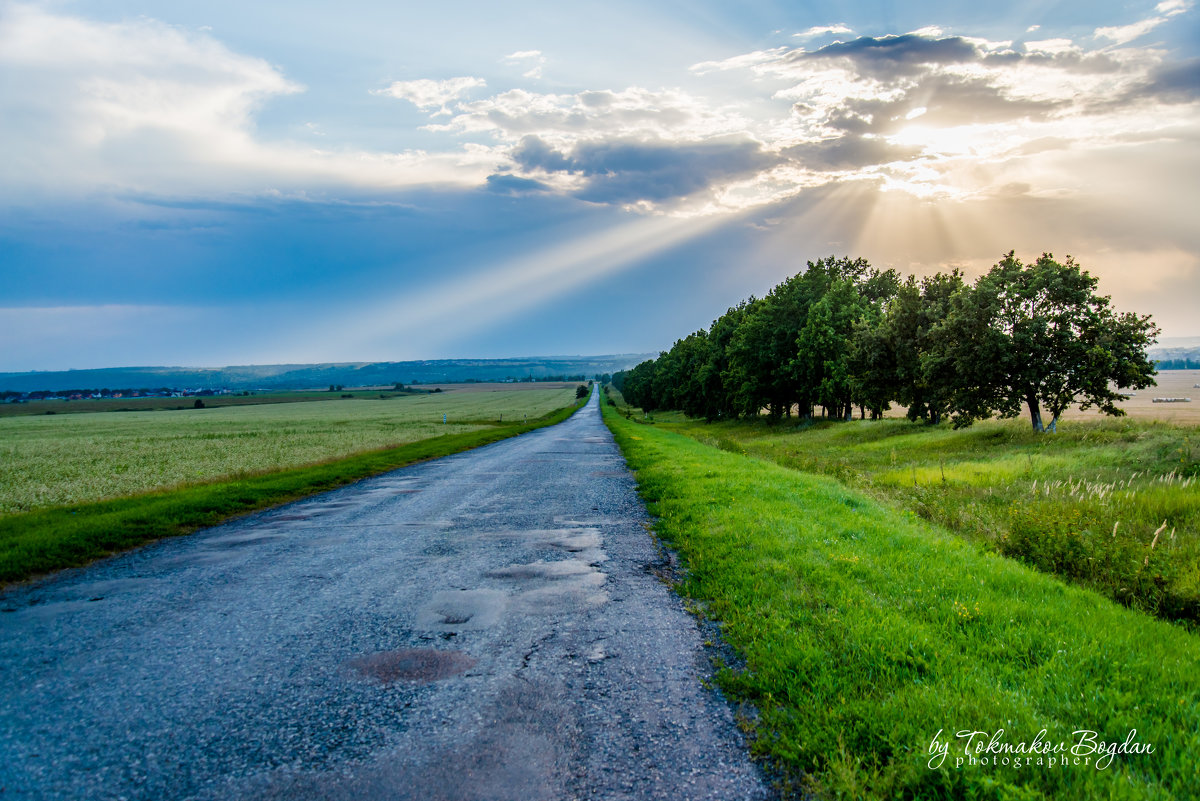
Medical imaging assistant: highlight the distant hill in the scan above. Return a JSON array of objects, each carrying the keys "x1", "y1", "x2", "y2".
[
  {"x1": 0, "y1": 355, "x2": 655, "y2": 393},
  {"x1": 1150, "y1": 339, "x2": 1200, "y2": 370}
]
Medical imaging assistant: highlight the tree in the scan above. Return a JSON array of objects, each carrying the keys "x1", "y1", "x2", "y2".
[
  {"x1": 794, "y1": 279, "x2": 870, "y2": 420},
  {"x1": 937, "y1": 252, "x2": 1158, "y2": 431},
  {"x1": 874, "y1": 271, "x2": 967, "y2": 425},
  {"x1": 575, "y1": 384, "x2": 589, "y2": 399}
]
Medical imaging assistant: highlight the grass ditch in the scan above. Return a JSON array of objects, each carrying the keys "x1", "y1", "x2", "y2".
[
  {"x1": 602, "y1": 401, "x2": 1200, "y2": 800},
  {"x1": 0, "y1": 399, "x2": 585, "y2": 587}
]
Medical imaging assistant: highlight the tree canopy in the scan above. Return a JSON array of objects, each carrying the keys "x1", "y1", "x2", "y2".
[{"x1": 615, "y1": 252, "x2": 1158, "y2": 431}]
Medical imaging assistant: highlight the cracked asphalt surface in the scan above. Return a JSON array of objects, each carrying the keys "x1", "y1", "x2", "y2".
[{"x1": 0, "y1": 390, "x2": 771, "y2": 800}]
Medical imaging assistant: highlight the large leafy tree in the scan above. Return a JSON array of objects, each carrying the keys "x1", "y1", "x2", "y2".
[{"x1": 939, "y1": 252, "x2": 1158, "y2": 431}]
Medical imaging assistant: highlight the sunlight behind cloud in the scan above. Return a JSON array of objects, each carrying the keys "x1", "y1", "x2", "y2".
[{"x1": 2, "y1": 0, "x2": 1198, "y2": 369}]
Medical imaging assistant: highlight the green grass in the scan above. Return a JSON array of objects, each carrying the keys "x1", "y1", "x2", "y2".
[
  {"x1": 649, "y1": 414, "x2": 1200, "y2": 626},
  {"x1": 0, "y1": 388, "x2": 575, "y2": 514},
  {"x1": 602, "y1": 402, "x2": 1200, "y2": 799},
  {"x1": 0, "y1": 397, "x2": 585, "y2": 586}
]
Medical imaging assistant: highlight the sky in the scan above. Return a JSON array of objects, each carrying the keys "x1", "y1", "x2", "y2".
[{"x1": 1, "y1": 0, "x2": 1198, "y2": 371}]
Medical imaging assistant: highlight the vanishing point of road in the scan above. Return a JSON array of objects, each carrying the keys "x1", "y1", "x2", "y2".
[{"x1": 0, "y1": 390, "x2": 771, "y2": 800}]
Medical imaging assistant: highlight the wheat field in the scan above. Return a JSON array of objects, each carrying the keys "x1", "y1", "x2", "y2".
[{"x1": 0, "y1": 388, "x2": 576, "y2": 514}]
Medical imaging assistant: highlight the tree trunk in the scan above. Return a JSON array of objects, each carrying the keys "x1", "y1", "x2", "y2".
[{"x1": 1027, "y1": 393, "x2": 1044, "y2": 432}]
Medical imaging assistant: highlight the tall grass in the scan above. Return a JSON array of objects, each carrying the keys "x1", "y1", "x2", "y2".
[
  {"x1": 662, "y1": 415, "x2": 1200, "y2": 626},
  {"x1": 603, "y1": 403, "x2": 1200, "y2": 800}
]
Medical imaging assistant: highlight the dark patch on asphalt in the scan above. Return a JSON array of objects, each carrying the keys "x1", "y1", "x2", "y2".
[{"x1": 347, "y1": 649, "x2": 476, "y2": 684}]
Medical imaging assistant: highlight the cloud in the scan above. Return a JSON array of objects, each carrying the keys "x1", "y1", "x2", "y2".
[
  {"x1": 1094, "y1": 0, "x2": 1191, "y2": 45},
  {"x1": 1127, "y1": 58, "x2": 1200, "y2": 102},
  {"x1": 0, "y1": 5, "x2": 497, "y2": 199},
  {"x1": 501, "y1": 50, "x2": 546, "y2": 79},
  {"x1": 1095, "y1": 18, "x2": 1168, "y2": 45},
  {"x1": 794, "y1": 24, "x2": 852, "y2": 39},
  {"x1": 511, "y1": 135, "x2": 574, "y2": 172},
  {"x1": 782, "y1": 137, "x2": 922, "y2": 171},
  {"x1": 485, "y1": 173, "x2": 549, "y2": 194},
  {"x1": 578, "y1": 140, "x2": 777, "y2": 204},
  {"x1": 1024, "y1": 38, "x2": 1078, "y2": 55},
  {"x1": 0, "y1": 4, "x2": 301, "y2": 169},
  {"x1": 508, "y1": 135, "x2": 779, "y2": 204},
  {"x1": 1156, "y1": 0, "x2": 1193, "y2": 15},
  {"x1": 2, "y1": 4, "x2": 1196, "y2": 222},
  {"x1": 373, "y1": 76, "x2": 486, "y2": 111},
  {"x1": 424, "y1": 86, "x2": 747, "y2": 142},
  {"x1": 690, "y1": 48, "x2": 790, "y2": 75},
  {"x1": 788, "y1": 33, "x2": 981, "y2": 77}
]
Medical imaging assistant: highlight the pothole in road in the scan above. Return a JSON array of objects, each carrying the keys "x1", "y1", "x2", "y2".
[
  {"x1": 348, "y1": 648, "x2": 476, "y2": 684},
  {"x1": 416, "y1": 589, "x2": 505, "y2": 630}
]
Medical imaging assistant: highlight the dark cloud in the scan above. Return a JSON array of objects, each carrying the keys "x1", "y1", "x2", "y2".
[
  {"x1": 790, "y1": 34, "x2": 980, "y2": 77},
  {"x1": 985, "y1": 50, "x2": 1121, "y2": 75},
  {"x1": 510, "y1": 135, "x2": 573, "y2": 172},
  {"x1": 571, "y1": 140, "x2": 779, "y2": 204},
  {"x1": 509, "y1": 137, "x2": 779, "y2": 204},
  {"x1": 819, "y1": 74, "x2": 1066, "y2": 136},
  {"x1": 1125, "y1": 58, "x2": 1200, "y2": 103},
  {"x1": 484, "y1": 173, "x2": 549, "y2": 194},
  {"x1": 790, "y1": 34, "x2": 1123, "y2": 85},
  {"x1": 782, "y1": 136, "x2": 922, "y2": 171}
]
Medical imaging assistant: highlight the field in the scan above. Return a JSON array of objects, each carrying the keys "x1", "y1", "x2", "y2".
[
  {"x1": 602, "y1": 400, "x2": 1200, "y2": 799},
  {"x1": 0, "y1": 387, "x2": 577, "y2": 515},
  {"x1": 877, "y1": 369, "x2": 1200, "y2": 425},
  {"x1": 653, "y1": 411, "x2": 1199, "y2": 627},
  {"x1": 0, "y1": 391, "x2": 341, "y2": 418},
  {"x1": 1062, "y1": 369, "x2": 1200, "y2": 425},
  {"x1": 0, "y1": 387, "x2": 586, "y2": 584},
  {"x1": 0, "y1": 381, "x2": 583, "y2": 418}
]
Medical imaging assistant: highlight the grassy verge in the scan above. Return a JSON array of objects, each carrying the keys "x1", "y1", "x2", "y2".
[
  {"x1": 603, "y1": 401, "x2": 1200, "y2": 800},
  {"x1": 0, "y1": 400, "x2": 584, "y2": 587},
  {"x1": 653, "y1": 415, "x2": 1199, "y2": 627}
]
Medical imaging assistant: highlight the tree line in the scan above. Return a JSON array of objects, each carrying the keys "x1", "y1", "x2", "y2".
[{"x1": 614, "y1": 253, "x2": 1159, "y2": 432}]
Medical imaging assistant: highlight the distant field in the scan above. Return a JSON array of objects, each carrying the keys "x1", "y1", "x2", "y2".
[
  {"x1": 418, "y1": 381, "x2": 581, "y2": 393},
  {"x1": 0, "y1": 391, "x2": 342, "y2": 418},
  {"x1": 0, "y1": 388, "x2": 576, "y2": 514},
  {"x1": 1062, "y1": 368, "x2": 1200, "y2": 424},
  {"x1": 0, "y1": 381, "x2": 588, "y2": 418},
  {"x1": 877, "y1": 369, "x2": 1200, "y2": 424}
]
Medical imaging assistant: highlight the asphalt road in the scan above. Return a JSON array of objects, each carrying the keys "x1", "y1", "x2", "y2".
[{"x1": 0, "y1": 390, "x2": 771, "y2": 800}]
